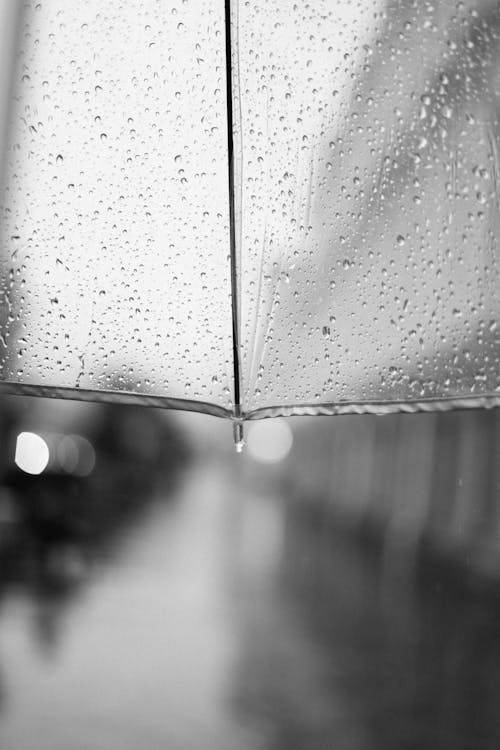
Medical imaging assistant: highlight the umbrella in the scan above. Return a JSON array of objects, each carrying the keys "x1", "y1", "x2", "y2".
[{"x1": 0, "y1": 0, "x2": 499, "y2": 447}]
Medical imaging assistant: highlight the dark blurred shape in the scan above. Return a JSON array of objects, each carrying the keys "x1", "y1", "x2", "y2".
[
  {"x1": 230, "y1": 501, "x2": 500, "y2": 750},
  {"x1": 0, "y1": 398, "x2": 189, "y2": 599},
  {"x1": 282, "y1": 408, "x2": 500, "y2": 594}
]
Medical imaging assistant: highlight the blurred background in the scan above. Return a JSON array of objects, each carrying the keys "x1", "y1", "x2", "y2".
[{"x1": 0, "y1": 398, "x2": 498, "y2": 749}]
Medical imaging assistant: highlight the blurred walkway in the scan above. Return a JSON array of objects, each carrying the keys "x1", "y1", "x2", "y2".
[{"x1": 0, "y1": 455, "x2": 499, "y2": 749}]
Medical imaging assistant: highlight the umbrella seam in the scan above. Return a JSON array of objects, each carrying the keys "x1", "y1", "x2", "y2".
[{"x1": 224, "y1": 0, "x2": 242, "y2": 420}]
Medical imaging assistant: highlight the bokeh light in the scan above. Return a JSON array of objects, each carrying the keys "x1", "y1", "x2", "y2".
[
  {"x1": 70, "y1": 435, "x2": 96, "y2": 477},
  {"x1": 246, "y1": 418, "x2": 293, "y2": 464},
  {"x1": 14, "y1": 431, "x2": 50, "y2": 475}
]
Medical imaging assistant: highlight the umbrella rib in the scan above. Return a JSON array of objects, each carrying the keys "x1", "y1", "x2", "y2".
[{"x1": 224, "y1": 0, "x2": 242, "y2": 422}]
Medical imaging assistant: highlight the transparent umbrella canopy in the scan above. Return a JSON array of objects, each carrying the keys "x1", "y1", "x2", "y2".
[{"x1": 0, "y1": 0, "x2": 500, "y2": 437}]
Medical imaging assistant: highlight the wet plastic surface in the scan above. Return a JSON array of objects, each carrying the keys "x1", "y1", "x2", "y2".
[{"x1": 1, "y1": 1, "x2": 500, "y2": 419}]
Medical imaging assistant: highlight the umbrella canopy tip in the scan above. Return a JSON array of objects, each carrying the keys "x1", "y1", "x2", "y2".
[{"x1": 233, "y1": 420, "x2": 245, "y2": 453}]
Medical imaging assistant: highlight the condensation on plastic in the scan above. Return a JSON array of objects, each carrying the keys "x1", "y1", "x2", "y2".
[
  {"x1": 236, "y1": 0, "x2": 500, "y2": 417},
  {"x1": 0, "y1": 0, "x2": 235, "y2": 417}
]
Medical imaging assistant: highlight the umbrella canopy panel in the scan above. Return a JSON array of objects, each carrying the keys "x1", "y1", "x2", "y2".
[
  {"x1": 236, "y1": 0, "x2": 500, "y2": 417},
  {"x1": 1, "y1": 0, "x2": 500, "y2": 420},
  {"x1": 0, "y1": 0, "x2": 235, "y2": 417}
]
